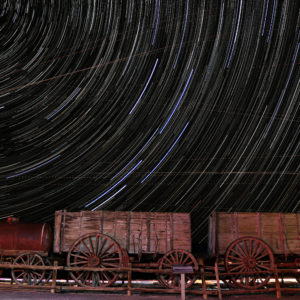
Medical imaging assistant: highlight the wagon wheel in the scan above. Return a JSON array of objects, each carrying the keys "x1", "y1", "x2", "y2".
[
  {"x1": 158, "y1": 249, "x2": 198, "y2": 289},
  {"x1": 67, "y1": 233, "x2": 123, "y2": 287},
  {"x1": 225, "y1": 237, "x2": 275, "y2": 289},
  {"x1": 156, "y1": 258, "x2": 167, "y2": 287},
  {"x1": 11, "y1": 253, "x2": 45, "y2": 285}
]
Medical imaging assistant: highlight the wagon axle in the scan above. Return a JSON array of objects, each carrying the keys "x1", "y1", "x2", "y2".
[
  {"x1": 88, "y1": 256, "x2": 100, "y2": 267},
  {"x1": 244, "y1": 257, "x2": 257, "y2": 269}
]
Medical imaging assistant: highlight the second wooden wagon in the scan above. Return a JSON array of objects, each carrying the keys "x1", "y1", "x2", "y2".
[
  {"x1": 54, "y1": 210, "x2": 198, "y2": 288},
  {"x1": 209, "y1": 212, "x2": 300, "y2": 289}
]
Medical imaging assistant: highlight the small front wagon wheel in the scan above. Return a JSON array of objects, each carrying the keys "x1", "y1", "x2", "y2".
[
  {"x1": 158, "y1": 249, "x2": 198, "y2": 289},
  {"x1": 11, "y1": 253, "x2": 45, "y2": 285}
]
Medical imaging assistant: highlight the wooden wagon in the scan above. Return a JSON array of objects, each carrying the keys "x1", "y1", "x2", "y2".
[
  {"x1": 54, "y1": 210, "x2": 198, "y2": 288},
  {"x1": 209, "y1": 212, "x2": 300, "y2": 289}
]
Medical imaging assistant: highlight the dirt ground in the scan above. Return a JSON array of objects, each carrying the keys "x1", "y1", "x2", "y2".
[{"x1": 0, "y1": 291, "x2": 300, "y2": 300}]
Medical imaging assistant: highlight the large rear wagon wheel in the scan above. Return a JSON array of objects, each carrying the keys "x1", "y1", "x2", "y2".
[
  {"x1": 67, "y1": 233, "x2": 123, "y2": 287},
  {"x1": 225, "y1": 237, "x2": 275, "y2": 289},
  {"x1": 158, "y1": 249, "x2": 198, "y2": 289}
]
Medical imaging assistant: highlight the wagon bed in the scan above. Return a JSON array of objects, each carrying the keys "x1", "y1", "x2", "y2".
[
  {"x1": 54, "y1": 210, "x2": 191, "y2": 254},
  {"x1": 209, "y1": 212, "x2": 300, "y2": 256}
]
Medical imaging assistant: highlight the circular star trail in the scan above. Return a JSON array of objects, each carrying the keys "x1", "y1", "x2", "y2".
[{"x1": 0, "y1": 0, "x2": 299, "y2": 246}]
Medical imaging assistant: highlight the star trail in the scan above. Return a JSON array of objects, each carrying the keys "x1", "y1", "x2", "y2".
[{"x1": 0, "y1": 0, "x2": 299, "y2": 246}]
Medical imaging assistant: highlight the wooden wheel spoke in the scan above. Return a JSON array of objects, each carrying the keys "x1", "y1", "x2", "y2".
[
  {"x1": 245, "y1": 275, "x2": 250, "y2": 286},
  {"x1": 77, "y1": 271, "x2": 87, "y2": 281},
  {"x1": 101, "y1": 262, "x2": 119, "y2": 268},
  {"x1": 97, "y1": 237, "x2": 107, "y2": 256},
  {"x1": 101, "y1": 243, "x2": 115, "y2": 256},
  {"x1": 248, "y1": 239, "x2": 253, "y2": 256},
  {"x1": 29, "y1": 256, "x2": 35, "y2": 265},
  {"x1": 32, "y1": 271, "x2": 43, "y2": 278},
  {"x1": 251, "y1": 241, "x2": 260, "y2": 257},
  {"x1": 179, "y1": 253, "x2": 185, "y2": 264},
  {"x1": 83, "y1": 271, "x2": 91, "y2": 283},
  {"x1": 81, "y1": 240, "x2": 93, "y2": 255},
  {"x1": 91, "y1": 272, "x2": 95, "y2": 286},
  {"x1": 255, "y1": 253, "x2": 269, "y2": 261},
  {"x1": 71, "y1": 254, "x2": 89, "y2": 260},
  {"x1": 238, "y1": 266, "x2": 247, "y2": 275},
  {"x1": 235, "y1": 243, "x2": 247, "y2": 257},
  {"x1": 186, "y1": 274, "x2": 193, "y2": 281},
  {"x1": 75, "y1": 246, "x2": 90, "y2": 257},
  {"x1": 228, "y1": 255, "x2": 242, "y2": 261},
  {"x1": 20, "y1": 256, "x2": 26, "y2": 265},
  {"x1": 102, "y1": 271, "x2": 112, "y2": 281},
  {"x1": 257, "y1": 260, "x2": 271, "y2": 267},
  {"x1": 168, "y1": 275, "x2": 175, "y2": 288},
  {"x1": 16, "y1": 272, "x2": 26, "y2": 279},
  {"x1": 256, "y1": 264, "x2": 271, "y2": 271},
  {"x1": 182, "y1": 255, "x2": 191, "y2": 265},
  {"x1": 229, "y1": 264, "x2": 244, "y2": 272},
  {"x1": 175, "y1": 251, "x2": 179, "y2": 263},
  {"x1": 162, "y1": 262, "x2": 172, "y2": 268},
  {"x1": 164, "y1": 257, "x2": 173, "y2": 266},
  {"x1": 243, "y1": 240, "x2": 249, "y2": 256},
  {"x1": 250, "y1": 273, "x2": 258, "y2": 286},
  {"x1": 253, "y1": 245, "x2": 265, "y2": 258},
  {"x1": 101, "y1": 249, "x2": 118, "y2": 259},
  {"x1": 230, "y1": 248, "x2": 244, "y2": 258},
  {"x1": 169, "y1": 253, "x2": 176, "y2": 263},
  {"x1": 95, "y1": 236, "x2": 99, "y2": 256},
  {"x1": 102, "y1": 257, "x2": 120, "y2": 262},
  {"x1": 99, "y1": 271, "x2": 104, "y2": 283},
  {"x1": 88, "y1": 236, "x2": 95, "y2": 255},
  {"x1": 95, "y1": 272, "x2": 101, "y2": 285}
]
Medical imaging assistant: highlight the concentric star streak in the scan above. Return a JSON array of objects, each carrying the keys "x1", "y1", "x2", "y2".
[{"x1": 0, "y1": 0, "x2": 299, "y2": 246}]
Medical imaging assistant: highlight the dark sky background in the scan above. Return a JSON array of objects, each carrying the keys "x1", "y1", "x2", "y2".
[{"x1": 0, "y1": 0, "x2": 299, "y2": 246}]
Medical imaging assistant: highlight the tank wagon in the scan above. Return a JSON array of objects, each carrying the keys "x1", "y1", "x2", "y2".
[
  {"x1": 0, "y1": 217, "x2": 52, "y2": 284},
  {"x1": 0, "y1": 210, "x2": 197, "y2": 288}
]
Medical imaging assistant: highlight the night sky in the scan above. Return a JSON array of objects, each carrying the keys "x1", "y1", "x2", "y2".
[{"x1": 0, "y1": 0, "x2": 299, "y2": 246}]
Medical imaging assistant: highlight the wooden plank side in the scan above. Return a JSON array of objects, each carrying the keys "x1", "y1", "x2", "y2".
[
  {"x1": 172, "y1": 213, "x2": 191, "y2": 252},
  {"x1": 57, "y1": 210, "x2": 192, "y2": 255},
  {"x1": 61, "y1": 211, "x2": 81, "y2": 252},
  {"x1": 114, "y1": 212, "x2": 130, "y2": 250},
  {"x1": 212, "y1": 212, "x2": 300, "y2": 256},
  {"x1": 237, "y1": 213, "x2": 259, "y2": 235},
  {"x1": 149, "y1": 213, "x2": 169, "y2": 253},
  {"x1": 215, "y1": 213, "x2": 235, "y2": 255}
]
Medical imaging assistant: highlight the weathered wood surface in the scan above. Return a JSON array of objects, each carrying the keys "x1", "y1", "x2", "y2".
[
  {"x1": 208, "y1": 212, "x2": 300, "y2": 256},
  {"x1": 54, "y1": 210, "x2": 191, "y2": 254}
]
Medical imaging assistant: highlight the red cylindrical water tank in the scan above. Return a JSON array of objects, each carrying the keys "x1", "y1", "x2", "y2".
[{"x1": 0, "y1": 218, "x2": 52, "y2": 253}]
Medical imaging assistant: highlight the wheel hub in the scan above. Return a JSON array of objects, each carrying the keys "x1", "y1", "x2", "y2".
[
  {"x1": 245, "y1": 257, "x2": 256, "y2": 269},
  {"x1": 88, "y1": 256, "x2": 100, "y2": 267}
]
